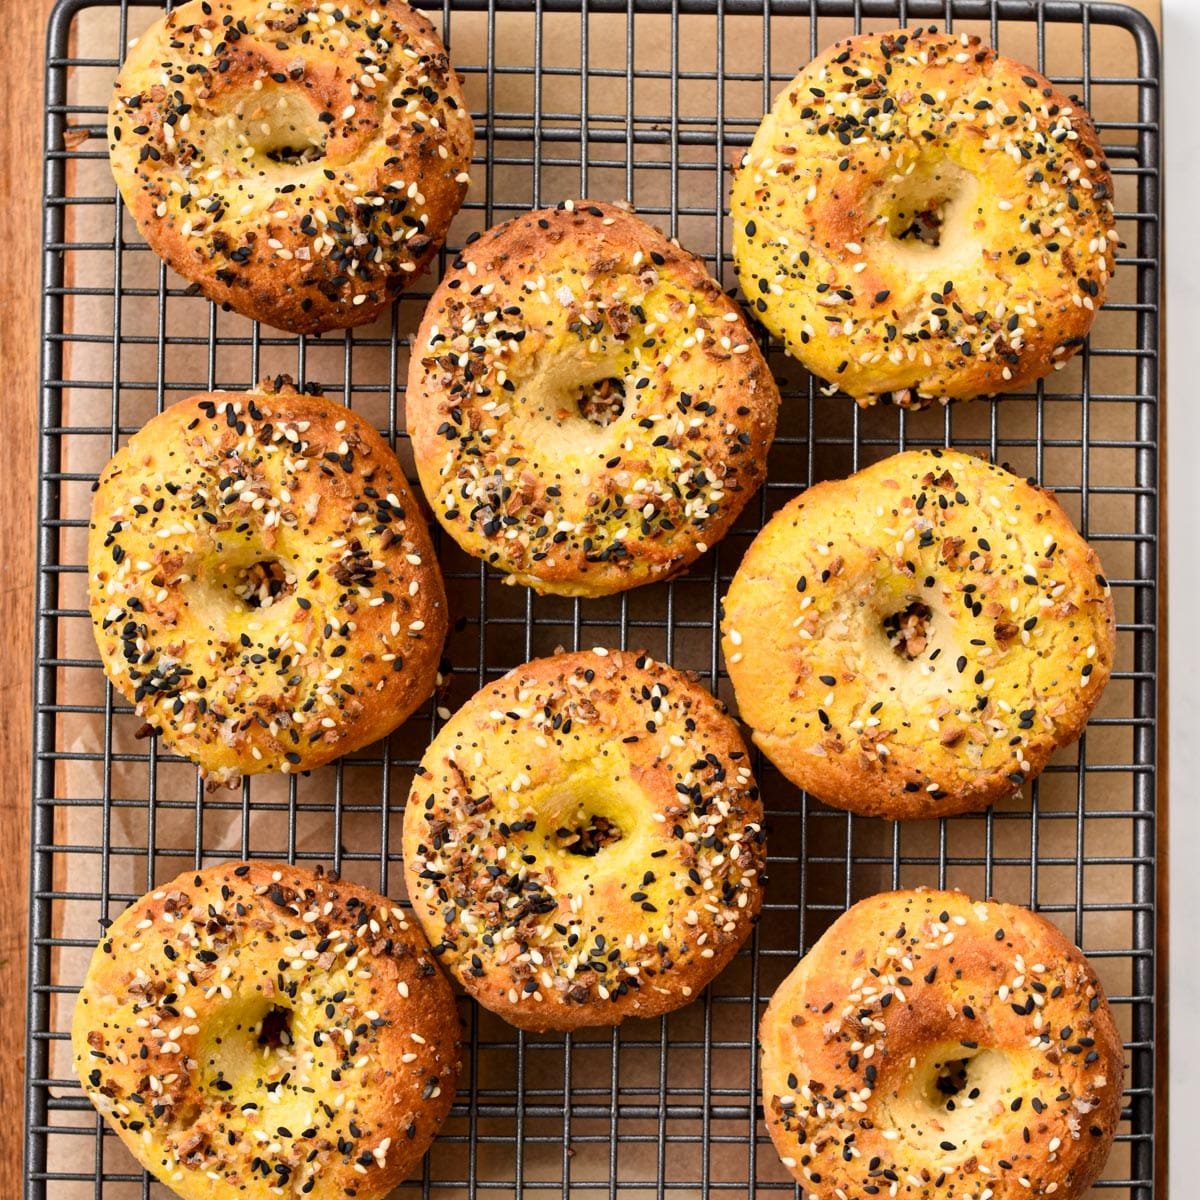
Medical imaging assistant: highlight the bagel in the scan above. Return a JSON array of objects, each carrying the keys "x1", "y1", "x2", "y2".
[
  {"x1": 72, "y1": 861, "x2": 461, "y2": 1200},
  {"x1": 721, "y1": 450, "x2": 1114, "y2": 818},
  {"x1": 405, "y1": 200, "x2": 780, "y2": 597},
  {"x1": 731, "y1": 26, "x2": 1115, "y2": 407},
  {"x1": 108, "y1": 0, "x2": 474, "y2": 333},
  {"x1": 402, "y1": 648, "x2": 765, "y2": 1030},
  {"x1": 88, "y1": 378, "x2": 447, "y2": 784},
  {"x1": 760, "y1": 888, "x2": 1122, "y2": 1199}
]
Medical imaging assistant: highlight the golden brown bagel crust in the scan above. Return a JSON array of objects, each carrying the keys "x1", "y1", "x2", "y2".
[
  {"x1": 88, "y1": 379, "x2": 447, "y2": 784},
  {"x1": 721, "y1": 450, "x2": 1114, "y2": 818},
  {"x1": 72, "y1": 861, "x2": 461, "y2": 1200},
  {"x1": 108, "y1": 0, "x2": 473, "y2": 333},
  {"x1": 731, "y1": 27, "x2": 1115, "y2": 407},
  {"x1": 406, "y1": 200, "x2": 780, "y2": 597},
  {"x1": 761, "y1": 889, "x2": 1123, "y2": 1200},
  {"x1": 402, "y1": 649, "x2": 765, "y2": 1030}
]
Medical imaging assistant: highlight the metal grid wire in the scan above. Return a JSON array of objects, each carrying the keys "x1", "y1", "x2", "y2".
[{"x1": 25, "y1": 0, "x2": 1160, "y2": 1196}]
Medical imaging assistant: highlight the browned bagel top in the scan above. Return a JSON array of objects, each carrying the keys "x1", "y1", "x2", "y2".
[
  {"x1": 732, "y1": 26, "x2": 1115, "y2": 406},
  {"x1": 109, "y1": 0, "x2": 474, "y2": 332},
  {"x1": 761, "y1": 889, "x2": 1123, "y2": 1200},
  {"x1": 88, "y1": 379, "x2": 447, "y2": 783},
  {"x1": 403, "y1": 649, "x2": 765, "y2": 1030},
  {"x1": 407, "y1": 200, "x2": 779, "y2": 597},
  {"x1": 72, "y1": 861, "x2": 461, "y2": 1200}
]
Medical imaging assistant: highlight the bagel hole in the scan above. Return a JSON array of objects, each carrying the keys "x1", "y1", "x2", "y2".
[
  {"x1": 256, "y1": 1006, "x2": 293, "y2": 1050},
  {"x1": 556, "y1": 814, "x2": 623, "y2": 857},
  {"x1": 217, "y1": 88, "x2": 329, "y2": 170},
  {"x1": 264, "y1": 134, "x2": 327, "y2": 166},
  {"x1": 883, "y1": 599, "x2": 933, "y2": 659},
  {"x1": 890, "y1": 202, "x2": 946, "y2": 247},
  {"x1": 881, "y1": 163, "x2": 975, "y2": 254},
  {"x1": 918, "y1": 1048, "x2": 1013, "y2": 1119},
  {"x1": 931, "y1": 1056, "x2": 976, "y2": 1110},
  {"x1": 234, "y1": 559, "x2": 295, "y2": 609},
  {"x1": 574, "y1": 376, "x2": 627, "y2": 427}
]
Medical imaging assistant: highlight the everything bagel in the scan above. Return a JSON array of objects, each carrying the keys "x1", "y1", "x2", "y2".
[
  {"x1": 760, "y1": 889, "x2": 1122, "y2": 1199},
  {"x1": 72, "y1": 861, "x2": 461, "y2": 1200},
  {"x1": 108, "y1": 0, "x2": 474, "y2": 332},
  {"x1": 88, "y1": 379, "x2": 447, "y2": 784},
  {"x1": 406, "y1": 200, "x2": 780, "y2": 596},
  {"x1": 721, "y1": 450, "x2": 1114, "y2": 818},
  {"x1": 402, "y1": 649, "x2": 765, "y2": 1030},
  {"x1": 732, "y1": 27, "x2": 1115, "y2": 407}
]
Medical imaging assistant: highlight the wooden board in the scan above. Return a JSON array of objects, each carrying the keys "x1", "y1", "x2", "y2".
[{"x1": 2, "y1": 0, "x2": 59, "y2": 1190}]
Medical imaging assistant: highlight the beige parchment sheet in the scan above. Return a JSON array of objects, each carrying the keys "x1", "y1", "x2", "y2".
[{"x1": 39, "y1": 5, "x2": 1156, "y2": 1196}]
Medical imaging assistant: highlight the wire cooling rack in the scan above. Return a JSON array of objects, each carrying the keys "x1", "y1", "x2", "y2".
[{"x1": 26, "y1": 0, "x2": 1161, "y2": 1196}]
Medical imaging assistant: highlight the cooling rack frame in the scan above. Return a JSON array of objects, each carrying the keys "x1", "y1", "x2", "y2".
[{"x1": 26, "y1": 1, "x2": 1162, "y2": 1196}]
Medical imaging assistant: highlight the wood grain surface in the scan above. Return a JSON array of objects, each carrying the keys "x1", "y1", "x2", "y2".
[
  {"x1": 2, "y1": 0, "x2": 57, "y2": 1190},
  {"x1": 0, "y1": 0, "x2": 1160, "y2": 1193}
]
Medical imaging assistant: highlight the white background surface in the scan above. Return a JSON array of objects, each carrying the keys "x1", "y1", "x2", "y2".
[{"x1": 1163, "y1": 0, "x2": 1191, "y2": 1193}]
